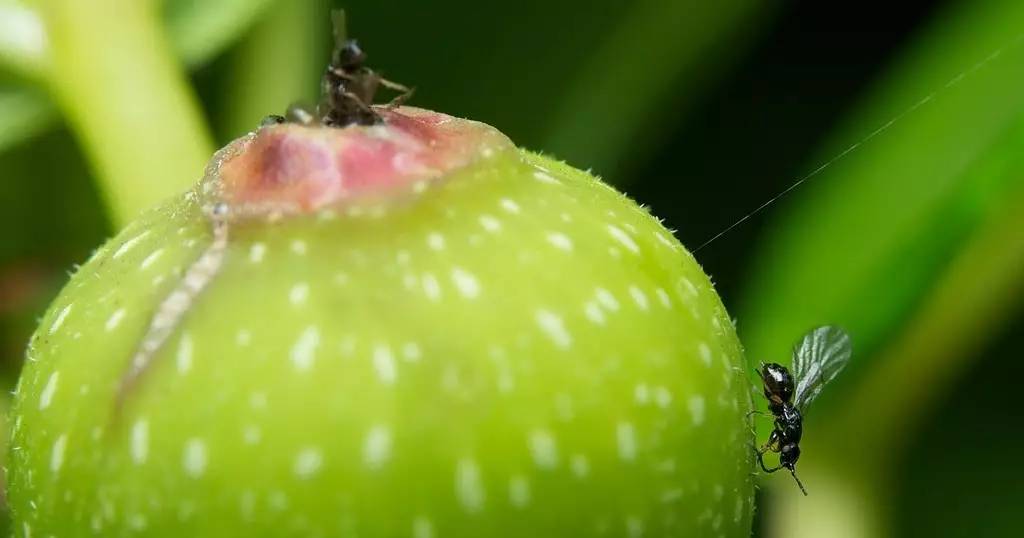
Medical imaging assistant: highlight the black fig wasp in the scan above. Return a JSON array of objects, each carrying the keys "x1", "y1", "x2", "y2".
[{"x1": 753, "y1": 325, "x2": 852, "y2": 495}]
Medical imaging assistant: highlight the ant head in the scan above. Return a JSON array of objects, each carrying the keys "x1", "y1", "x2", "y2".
[
  {"x1": 337, "y1": 40, "x2": 367, "y2": 70},
  {"x1": 760, "y1": 362, "x2": 795, "y2": 403}
]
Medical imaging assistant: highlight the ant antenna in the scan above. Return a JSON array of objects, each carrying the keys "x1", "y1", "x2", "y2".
[{"x1": 790, "y1": 468, "x2": 808, "y2": 496}]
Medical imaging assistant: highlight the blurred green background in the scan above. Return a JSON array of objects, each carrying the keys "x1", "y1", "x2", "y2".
[{"x1": 1, "y1": 0, "x2": 1023, "y2": 536}]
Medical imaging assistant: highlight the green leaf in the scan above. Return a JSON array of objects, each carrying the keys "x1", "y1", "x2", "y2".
[
  {"x1": 540, "y1": 0, "x2": 769, "y2": 179},
  {"x1": 214, "y1": 0, "x2": 327, "y2": 141},
  {"x1": 0, "y1": 84, "x2": 54, "y2": 152},
  {"x1": 0, "y1": 0, "x2": 49, "y2": 80},
  {"x1": 162, "y1": 0, "x2": 278, "y2": 67},
  {"x1": 736, "y1": 0, "x2": 1024, "y2": 535},
  {"x1": 0, "y1": 0, "x2": 277, "y2": 153},
  {"x1": 738, "y1": 0, "x2": 1024, "y2": 368}
]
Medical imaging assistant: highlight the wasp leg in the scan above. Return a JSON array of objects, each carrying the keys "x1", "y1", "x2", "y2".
[
  {"x1": 756, "y1": 449, "x2": 784, "y2": 473},
  {"x1": 746, "y1": 410, "x2": 771, "y2": 419}
]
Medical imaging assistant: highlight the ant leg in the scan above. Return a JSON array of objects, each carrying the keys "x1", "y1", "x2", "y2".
[
  {"x1": 745, "y1": 410, "x2": 771, "y2": 419},
  {"x1": 380, "y1": 78, "x2": 415, "y2": 109},
  {"x1": 340, "y1": 91, "x2": 376, "y2": 115},
  {"x1": 379, "y1": 77, "x2": 412, "y2": 93}
]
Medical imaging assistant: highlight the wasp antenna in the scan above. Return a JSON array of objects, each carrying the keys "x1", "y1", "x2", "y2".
[{"x1": 790, "y1": 469, "x2": 808, "y2": 496}]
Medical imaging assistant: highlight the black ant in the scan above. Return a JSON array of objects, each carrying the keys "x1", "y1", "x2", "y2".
[
  {"x1": 264, "y1": 10, "x2": 413, "y2": 128},
  {"x1": 753, "y1": 326, "x2": 852, "y2": 495}
]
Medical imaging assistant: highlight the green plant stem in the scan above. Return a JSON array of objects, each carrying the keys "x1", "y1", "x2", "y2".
[
  {"x1": 40, "y1": 0, "x2": 213, "y2": 227},
  {"x1": 219, "y1": 0, "x2": 327, "y2": 141}
]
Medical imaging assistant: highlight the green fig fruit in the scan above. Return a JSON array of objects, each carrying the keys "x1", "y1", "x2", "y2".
[{"x1": 8, "y1": 106, "x2": 754, "y2": 537}]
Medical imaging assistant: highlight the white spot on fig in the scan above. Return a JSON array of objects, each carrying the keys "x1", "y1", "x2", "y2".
[
  {"x1": 456, "y1": 458, "x2": 485, "y2": 513},
  {"x1": 290, "y1": 239, "x2": 307, "y2": 255},
  {"x1": 293, "y1": 447, "x2": 323, "y2": 479},
  {"x1": 680, "y1": 276, "x2": 698, "y2": 297},
  {"x1": 529, "y1": 429, "x2": 559, "y2": 469},
  {"x1": 289, "y1": 282, "x2": 310, "y2": 306},
  {"x1": 509, "y1": 475, "x2": 531, "y2": 507},
  {"x1": 555, "y1": 393, "x2": 575, "y2": 421},
  {"x1": 655, "y1": 231, "x2": 677, "y2": 250},
  {"x1": 248, "y1": 243, "x2": 266, "y2": 263},
  {"x1": 479, "y1": 214, "x2": 502, "y2": 233},
  {"x1": 363, "y1": 424, "x2": 392, "y2": 469},
  {"x1": 595, "y1": 288, "x2": 619, "y2": 311},
  {"x1": 401, "y1": 342, "x2": 422, "y2": 362},
  {"x1": 617, "y1": 422, "x2": 637, "y2": 462},
  {"x1": 626, "y1": 516, "x2": 644, "y2": 538},
  {"x1": 413, "y1": 516, "x2": 434, "y2": 538},
  {"x1": 140, "y1": 248, "x2": 164, "y2": 270},
  {"x1": 451, "y1": 267, "x2": 481, "y2": 299},
  {"x1": 290, "y1": 326, "x2": 319, "y2": 372},
  {"x1": 39, "y1": 371, "x2": 59, "y2": 410},
  {"x1": 655, "y1": 288, "x2": 672, "y2": 308},
  {"x1": 243, "y1": 425, "x2": 261, "y2": 445},
  {"x1": 427, "y1": 232, "x2": 446, "y2": 251},
  {"x1": 131, "y1": 419, "x2": 148, "y2": 464},
  {"x1": 571, "y1": 454, "x2": 590, "y2": 478},
  {"x1": 607, "y1": 224, "x2": 639, "y2": 254},
  {"x1": 546, "y1": 232, "x2": 573, "y2": 252},
  {"x1": 236, "y1": 329, "x2": 252, "y2": 347},
  {"x1": 629, "y1": 286, "x2": 649, "y2": 311},
  {"x1": 699, "y1": 342, "x2": 712, "y2": 366},
  {"x1": 533, "y1": 170, "x2": 559, "y2": 184},
  {"x1": 535, "y1": 309, "x2": 572, "y2": 349},
  {"x1": 50, "y1": 433, "x2": 67, "y2": 472},
  {"x1": 373, "y1": 344, "x2": 397, "y2": 385},
  {"x1": 688, "y1": 395, "x2": 706, "y2": 426},
  {"x1": 249, "y1": 392, "x2": 267, "y2": 409},
  {"x1": 176, "y1": 334, "x2": 193, "y2": 374},
  {"x1": 182, "y1": 438, "x2": 207, "y2": 478},
  {"x1": 583, "y1": 301, "x2": 606, "y2": 325},
  {"x1": 339, "y1": 335, "x2": 357, "y2": 357},
  {"x1": 499, "y1": 198, "x2": 521, "y2": 214},
  {"x1": 422, "y1": 273, "x2": 442, "y2": 301},
  {"x1": 654, "y1": 387, "x2": 673, "y2": 408},
  {"x1": 104, "y1": 308, "x2": 126, "y2": 331},
  {"x1": 112, "y1": 230, "x2": 150, "y2": 259},
  {"x1": 49, "y1": 304, "x2": 72, "y2": 335},
  {"x1": 660, "y1": 488, "x2": 684, "y2": 504},
  {"x1": 634, "y1": 383, "x2": 650, "y2": 405}
]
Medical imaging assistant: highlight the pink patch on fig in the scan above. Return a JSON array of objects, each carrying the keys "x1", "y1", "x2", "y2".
[{"x1": 208, "y1": 107, "x2": 513, "y2": 218}]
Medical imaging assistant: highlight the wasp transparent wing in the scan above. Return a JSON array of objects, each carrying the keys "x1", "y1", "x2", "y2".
[{"x1": 792, "y1": 325, "x2": 852, "y2": 411}]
